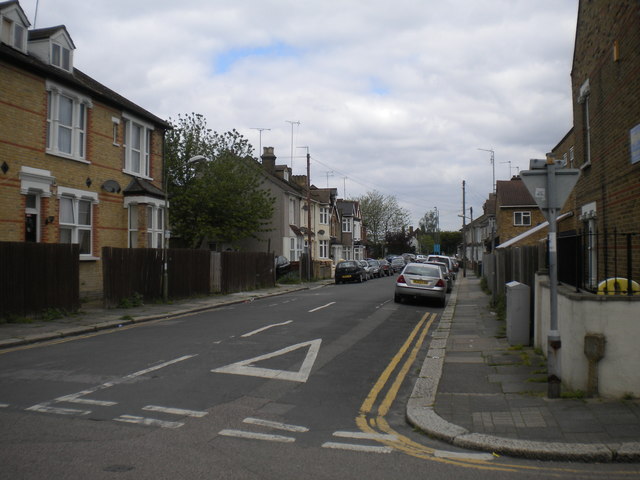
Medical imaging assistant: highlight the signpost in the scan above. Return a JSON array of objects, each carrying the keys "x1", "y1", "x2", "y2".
[{"x1": 520, "y1": 159, "x2": 580, "y2": 398}]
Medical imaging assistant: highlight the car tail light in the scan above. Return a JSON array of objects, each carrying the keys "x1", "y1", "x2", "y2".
[
  {"x1": 397, "y1": 274, "x2": 406, "y2": 283},
  {"x1": 436, "y1": 279, "x2": 446, "y2": 288}
]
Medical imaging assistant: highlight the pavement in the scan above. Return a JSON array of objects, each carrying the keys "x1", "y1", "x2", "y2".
[{"x1": 2, "y1": 275, "x2": 639, "y2": 462}]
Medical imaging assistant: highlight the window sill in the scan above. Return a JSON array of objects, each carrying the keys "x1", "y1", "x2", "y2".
[
  {"x1": 80, "y1": 256, "x2": 100, "y2": 262},
  {"x1": 46, "y1": 150, "x2": 90, "y2": 164},
  {"x1": 122, "y1": 169, "x2": 153, "y2": 181},
  {"x1": 580, "y1": 161, "x2": 592, "y2": 171}
]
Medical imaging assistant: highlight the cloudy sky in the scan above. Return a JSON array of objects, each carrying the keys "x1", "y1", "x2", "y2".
[{"x1": 25, "y1": 0, "x2": 578, "y2": 231}]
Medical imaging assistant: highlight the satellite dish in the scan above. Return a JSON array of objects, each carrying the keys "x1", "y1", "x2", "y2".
[{"x1": 101, "y1": 180, "x2": 121, "y2": 193}]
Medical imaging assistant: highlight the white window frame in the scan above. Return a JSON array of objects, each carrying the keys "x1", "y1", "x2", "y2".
[
  {"x1": 353, "y1": 220, "x2": 361, "y2": 240},
  {"x1": 579, "y1": 79, "x2": 591, "y2": 169},
  {"x1": 289, "y1": 236, "x2": 302, "y2": 261},
  {"x1": 57, "y1": 186, "x2": 98, "y2": 259},
  {"x1": 46, "y1": 81, "x2": 91, "y2": 162},
  {"x1": 319, "y1": 207, "x2": 329, "y2": 225},
  {"x1": 343, "y1": 246, "x2": 352, "y2": 260},
  {"x1": 51, "y1": 41, "x2": 71, "y2": 71},
  {"x1": 123, "y1": 113, "x2": 153, "y2": 179},
  {"x1": 128, "y1": 205, "x2": 138, "y2": 248},
  {"x1": 318, "y1": 240, "x2": 328, "y2": 259},
  {"x1": 146, "y1": 205, "x2": 164, "y2": 248},
  {"x1": 342, "y1": 216, "x2": 352, "y2": 233},
  {"x1": 513, "y1": 211, "x2": 531, "y2": 227},
  {"x1": 1, "y1": 16, "x2": 27, "y2": 52},
  {"x1": 112, "y1": 117, "x2": 120, "y2": 146}
]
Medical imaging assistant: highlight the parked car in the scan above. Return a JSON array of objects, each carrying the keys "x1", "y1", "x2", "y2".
[
  {"x1": 367, "y1": 259, "x2": 382, "y2": 278},
  {"x1": 275, "y1": 255, "x2": 290, "y2": 277},
  {"x1": 426, "y1": 261, "x2": 453, "y2": 293},
  {"x1": 335, "y1": 260, "x2": 366, "y2": 284},
  {"x1": 415, "y1": 254, "x2": 428, "y2": 263},
  {"x1": 378, "y1": 259, "x2": 392, "y2": 276},
  {"x1": 426, "y1": 255, "x2": 456, "y2": 280},
  {"x1": 358, "y1": 260, "x2": 372, "y2": 280},
  {"x1": 394, "y1": 262, "x2": 447, "y2": 306},
  {"x1": 390, "y1": 257, "x2": 405, "y2": 273}
]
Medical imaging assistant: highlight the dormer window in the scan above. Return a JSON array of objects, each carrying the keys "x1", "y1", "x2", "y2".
[
  {"x1": 1, "y1": 13, "x2": 28, "y2": 52},
  {"x1": 51, "y1": 42, "x2": 71, "y2": 71}
]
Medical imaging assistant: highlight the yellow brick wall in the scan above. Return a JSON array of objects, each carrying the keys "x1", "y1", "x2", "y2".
[
  {"x1": 1, "y1": 58, "x2": 167, "y2": 299},
  {"x1": 496, "y1": 207, "x2": 548, "y2": 246}
]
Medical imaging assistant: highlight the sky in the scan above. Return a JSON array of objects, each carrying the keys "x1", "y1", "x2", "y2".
[{"x1": 25, "y1": 0, "x2": 578, "y2": 231}]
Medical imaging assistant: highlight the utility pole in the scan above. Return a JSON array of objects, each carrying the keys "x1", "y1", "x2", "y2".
[
  {"x1": 298, "y1": 146, "x2": 312, "y2": 281},
  {"x1": 286, "y1": 120, "x2": 300, "y2": 170},
  {"x1": 462, "y1": 180, "x2": 467, "y2": 277},
  {"x1": 251, "y1": 128, "x2": 270, "y2": 158},
  {"x1": 325, "y1": 170, "x2": 334, "y2": 187}
]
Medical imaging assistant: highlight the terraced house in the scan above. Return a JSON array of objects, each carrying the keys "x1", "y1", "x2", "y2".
[{"x1": 0, "y1": 1, "x2": 170, "y2": 299}]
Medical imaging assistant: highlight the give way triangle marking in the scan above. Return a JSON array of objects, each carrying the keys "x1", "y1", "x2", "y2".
[{"x1": 211, "y1": 339, "x2": 322, "y2": 383}]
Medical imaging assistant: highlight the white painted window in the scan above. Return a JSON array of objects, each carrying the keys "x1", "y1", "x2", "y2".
[
  {"x1": 58, "y1": 187, "x2": 98, "y2": 257},
  {"x1": 123, "y1": 114, "x2": 153, "y2": 178},
  {"x1": 342, "y1": 216, "x2": 352, "y2": 233},
  {"x1": 343, "y1": 246, "x2": 352, "y2": 260},
  {"x1": 319, "y1": 240, "x2": 328, "y2": 258},
  {"x1": 46, "y1": 82, "x2": 90, "y2": 161},
  {"x1": 289, "y1": 237, "x2": 302, "y2": 261},
  {"x1": 1, "y1": 16, "x2": 26, "y2": 52},
  {"x1": 51, "y1": 42, "x2": 71, "y2": 71},
  {"x1": 513, "y1": 211, "x2": 531, "y2": 226},
  {"x1": 353, "y1": 220, "x2": 361, "y2": 240},
  {"x1": 128, "y1": 206, "x2": 138, "y2": 248},
  {"x1": 319, "y1": 207, "x2": 329, "y2": 224},
  {"x1": 146, "y1": 205, "x2": 164, "y2": 248}
]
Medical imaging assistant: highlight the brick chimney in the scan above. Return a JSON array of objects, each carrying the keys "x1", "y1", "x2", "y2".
[{"x1": 261, "y1": 146, "x2": 276, "y2": 173}]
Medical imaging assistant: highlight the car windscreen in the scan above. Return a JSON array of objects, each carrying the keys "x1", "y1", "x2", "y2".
[
  {"x1": 338, "y1": 261, "x2": 357, "y2": 268},
  {"x1": 404, "y1": 265, "x2": 440, "y2": 277}
]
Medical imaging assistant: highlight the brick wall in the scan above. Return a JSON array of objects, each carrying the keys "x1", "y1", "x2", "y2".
[{"x1": 1, "y1": 57, "x2": 167, "y2": 299}]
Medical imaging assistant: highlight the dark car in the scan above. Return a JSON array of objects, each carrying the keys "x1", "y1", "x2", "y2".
[
  {"x1": 275, "y1": 255, "x2": 290, "y2": 277},
  {"x1": 390, "y1": 256, "x2": 405, "y2": 273},
  {"x1": 378, "y1": 259, "x2": 392, "y2": 276},
  {"x1": 335, "y1": 260, "x2": 366, "y2": 284}
]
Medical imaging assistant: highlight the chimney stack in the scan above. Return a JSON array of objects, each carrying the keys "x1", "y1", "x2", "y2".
[{"x1": 261, "y1": 146, "x2": 276, "y2": 173}]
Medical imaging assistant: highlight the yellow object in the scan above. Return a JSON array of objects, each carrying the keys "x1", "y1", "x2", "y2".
[{"x1": 597, "y1": 277, "x2": 640, "y2": 295}]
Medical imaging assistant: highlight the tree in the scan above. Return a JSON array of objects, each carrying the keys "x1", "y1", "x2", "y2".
[
  {"x1": 440, "y1": 231, "x2": 462, "y2": 255},
  {"x1": 356, "y1": 190, "x2": 411, "y2": 256},
  {"x1": 165, "y1": 114, "x2": 275, "y2": 249},
  {"x1": 385, "y1": 229, "x2": 414, "y2": 254}
]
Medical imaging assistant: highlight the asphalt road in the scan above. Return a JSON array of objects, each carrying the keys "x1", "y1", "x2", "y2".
[{"x1": 0, "y1": 276, "x2": 637, "y2": 479}]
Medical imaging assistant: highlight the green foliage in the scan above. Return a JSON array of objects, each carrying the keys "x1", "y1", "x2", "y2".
[
  {"x1": 560, "y1": 390, "x2": 586, "y2": 399},
  {"x1": 117, "y1": 292, "x2": 144, "y2": 309},
  {"x1": 165, "y1": 113, "x2": 275, "y2": 248},
  {"x1": 355, "y1": 190, "x2": 411, "y2": 254}
]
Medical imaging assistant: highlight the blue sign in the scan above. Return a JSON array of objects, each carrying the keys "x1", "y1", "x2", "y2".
[{"x1": 434, "y1": 244, "x2": 441, "y2": 254}]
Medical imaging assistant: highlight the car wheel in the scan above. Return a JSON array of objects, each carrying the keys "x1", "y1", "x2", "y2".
[
  {"x1": 438, "y1": 296, "x2": 446, "y2": 308},
  {"x1": 335, "y1": 279, "x2": 341, "y2": 284},
  {"x1": 394, "y1": 294, "x2": 402, "y2": 303}
]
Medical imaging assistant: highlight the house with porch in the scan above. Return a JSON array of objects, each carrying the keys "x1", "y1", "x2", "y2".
[{"x1": 0, "y1": 0, "x2": 170, "y2": 299}]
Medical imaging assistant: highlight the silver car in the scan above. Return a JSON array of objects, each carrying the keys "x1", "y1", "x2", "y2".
[{"x1": 394, "y1": 262, "x2": 446, "y2": 307}]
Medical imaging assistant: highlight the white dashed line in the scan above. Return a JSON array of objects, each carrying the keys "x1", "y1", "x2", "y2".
[
  {"x1": 114, "y1": 415, "x2": 184, "y2": 429},
  {"x1": 218, "y1": 429, "x2": 296, "y2": 443},
  {"x1": 308, "y1": 302, "x2": 336, "y2": 313},
  {"x1": 321, "y1": 442, "x2": 393, "y2": 454},
  {"x1": 142, "y1": 405, "x2": 208, "y2": 418},
  {"x1": 241, "y1": 321, "x2": 293, "y2": 338},
  {"x1": 242, "y1": 417, "x2": 309, "y2": 432}
]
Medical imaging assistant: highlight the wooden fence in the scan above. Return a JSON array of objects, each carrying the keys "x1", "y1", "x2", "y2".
[
  {"x1": 0, "y1": 241, "x2": 79, "y2": 317},
  {"x1": 483, "y1": 245, "x2": 542, "y2": 303},
  {"x1": 102, "y1": 247, "x2": 211, "y2": 307},
  {"x1": 220, "y1": 251, "x2": 275, "y2": 293}
]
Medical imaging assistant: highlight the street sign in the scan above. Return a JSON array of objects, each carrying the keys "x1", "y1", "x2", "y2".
[{"x1": 520, "y1": 164, "x2": 580, "y2": 218}]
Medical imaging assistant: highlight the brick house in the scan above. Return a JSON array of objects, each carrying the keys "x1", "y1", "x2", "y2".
[
  {"x1": 335, "y1": 199, "x2": 366, "y2": 261},
  {"x1": 0, "y1": 1, "x2": 170, "y2": 299},
  {"x1": 494, "y1": 177, "x2": 547, "y2": 247},
  {"x1": 551, "y1": 0, "x2": 640, "y2": 288}
]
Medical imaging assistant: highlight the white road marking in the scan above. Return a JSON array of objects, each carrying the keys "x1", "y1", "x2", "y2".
[
  {"x1": 433, "y1": 450, "x2": 495, "y2": 461},
  {"x1": 27, "y1": 354, "x2": 198, "y2": 416},
  {"x1": 26, "y1": 404, "x2": 90, "y2": 416},
  {"x1": 114, "y1": 415, "x2": 184, "y2": 429},
  {"x1": 243, "y1": 417, "x2": 309, "y2": 432},
  {"x1": 308, "y1": 302, "x2": 336, "y2": 313},
  {"x1": 212, "y1": 339, "x2": 321, "y2": 383},
  {"x1": 332, "y1": 431, "x2": 397, "y2": 441},
  {"x1": 241, "y1": 321, "x2": 293, "y2": 338},
  {"x1": 218, "y1": 429, "x2": 296, "y2": 443},
  {"x1": 142, "y1": 405, "x2": 208, "y2": 418},
  {"x1": 0, "y1": 403, "x2": 9, "y2": 408},
  {"x1": 321, "y1": 442, "x2": 393, "y2": 454}
]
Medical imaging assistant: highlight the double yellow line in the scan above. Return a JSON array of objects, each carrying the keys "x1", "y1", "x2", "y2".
[{"x1": 356, "y1": 311, "x2": 515, "y2": 471}]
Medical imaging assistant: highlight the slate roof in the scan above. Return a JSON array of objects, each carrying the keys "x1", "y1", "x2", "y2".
[
  {"x1": 123, "y1": 177, "x2": 165, "y2": 199},
  {"x1": 496, "y1": 177, "x2": 536, "y2": 207},
  {"x1": 0, "y1": 41, "x2": 170, "y2": 129}
]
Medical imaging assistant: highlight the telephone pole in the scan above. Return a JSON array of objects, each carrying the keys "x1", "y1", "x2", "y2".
[
  {"x1": 462, "y1": 180, "x2": 467, "y2": 277},
  {"x1": 297, "y1": 146, "x2": 312, "y2": 281},
  {"x1": 478, "y1": 148, "x2": 495, "y2": 193}
]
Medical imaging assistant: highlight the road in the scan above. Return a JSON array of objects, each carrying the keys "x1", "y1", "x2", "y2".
[{"x1": 0, "y1": 276, "x2": 637, "y2": 479}]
